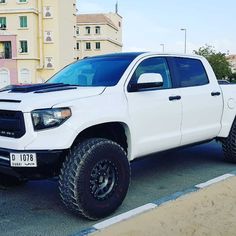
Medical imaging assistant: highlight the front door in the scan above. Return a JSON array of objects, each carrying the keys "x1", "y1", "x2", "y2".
[{"x1": 126, "y1": 57, "x2": 182, "y2": 158}]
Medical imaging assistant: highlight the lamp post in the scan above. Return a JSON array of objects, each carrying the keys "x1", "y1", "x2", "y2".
[
  {"x1": 180, "y1": 28, "x2": 187, "y2": 54},
  {"x1": 160, "y1": 44, "x2": 165, "y2": 53}
]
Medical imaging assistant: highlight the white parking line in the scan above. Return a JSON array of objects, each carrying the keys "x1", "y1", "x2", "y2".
[
  {"x1": 93, "y1": 203, "x2": 156, "y2": 230},
  {"x1": 76, "y1": 171, "x2": 236, "y2": 236},
  {"x1": 195, "y1": 174, "x2": 234, "y2": 189}
]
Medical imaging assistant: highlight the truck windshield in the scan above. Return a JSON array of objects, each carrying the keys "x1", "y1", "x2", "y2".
[{"x1": 47, "y1": 57, "x2": 133, "y2": 86}]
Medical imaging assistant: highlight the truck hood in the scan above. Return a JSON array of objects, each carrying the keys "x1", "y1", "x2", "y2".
[{"x1": 0, "y1": 84, "x2": 105, "y2": 112}]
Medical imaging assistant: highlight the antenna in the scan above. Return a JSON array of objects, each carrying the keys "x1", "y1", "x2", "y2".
[{"x1": 115, "y1": 1, "x2": 118, "y2": 14}]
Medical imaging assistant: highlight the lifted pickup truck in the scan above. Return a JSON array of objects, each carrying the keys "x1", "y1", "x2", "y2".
[{"x1": 0, "y1": 52, "x2": 236, "y2": 220}]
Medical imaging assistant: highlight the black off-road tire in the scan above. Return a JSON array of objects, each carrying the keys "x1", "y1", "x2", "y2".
[
  {"x1": 222, "y1": 120, "x2": 236, "y2": 163},
  {"x1": 59, "y1": 138, "x2": 130, "y2": 220}
]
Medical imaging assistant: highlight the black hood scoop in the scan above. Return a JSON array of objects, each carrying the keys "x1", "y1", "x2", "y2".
[{"x1": 0, "y1": 83, "x2": 77, "y2": 94}]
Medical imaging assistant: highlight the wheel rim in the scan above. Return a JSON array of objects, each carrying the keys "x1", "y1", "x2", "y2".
[{"x1": 89, "y1": 160, "x2": 118, "y2": 200}]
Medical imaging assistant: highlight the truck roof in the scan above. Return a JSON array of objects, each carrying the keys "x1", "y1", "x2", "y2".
[
  {"x1": 84, "y1": 52, "x2": 204, "y2": 61},
  {"x1": 84, "y1": 52, "x2": 145, "y2": 60}
]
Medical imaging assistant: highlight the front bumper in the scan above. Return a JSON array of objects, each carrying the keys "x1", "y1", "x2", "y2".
[{"x1": 0, "y1": 148, "x2": 67, "y2": 180}]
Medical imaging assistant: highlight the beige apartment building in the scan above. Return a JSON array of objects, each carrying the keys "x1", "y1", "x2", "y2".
[
  {"x1": 76, "y1": 13, "x2": 123, "y2": 59},
  {"x1": 227, "y1": 55, "x2": 236, "y2": 73},
  {"x1": 0, "y1": 0, "x2": 76, "y2": 87}
]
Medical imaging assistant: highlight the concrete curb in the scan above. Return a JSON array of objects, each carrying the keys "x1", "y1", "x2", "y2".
[{"x1": 72, "y1": 170, "x2": 236, "y2": 236}]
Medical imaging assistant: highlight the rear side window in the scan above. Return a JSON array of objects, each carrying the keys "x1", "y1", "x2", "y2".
[{"x1": 173, "y1": 58, "x2": 209, "y2": 88}]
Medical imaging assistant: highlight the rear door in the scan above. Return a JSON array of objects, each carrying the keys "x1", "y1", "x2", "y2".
[{"x1": 169, "y1": 57, "x2": 223, "y2": 145}]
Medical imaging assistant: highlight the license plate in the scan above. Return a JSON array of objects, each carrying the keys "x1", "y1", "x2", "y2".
[{"x1": 10, "y1": 153, "x2": 37, "y2": 167}]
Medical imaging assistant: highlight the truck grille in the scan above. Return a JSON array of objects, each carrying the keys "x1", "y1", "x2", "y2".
[{"x1": 0, "y1": 110, "x2": 25, "y2": 138}]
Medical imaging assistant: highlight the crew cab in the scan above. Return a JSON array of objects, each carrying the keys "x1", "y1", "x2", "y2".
[{"x1": 0, "y1": 52, "x2": 236, "y2": 220}]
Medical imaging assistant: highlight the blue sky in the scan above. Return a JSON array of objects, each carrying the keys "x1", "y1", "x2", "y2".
[{"x1": 76, "y1": 0, "x2": 236, "y2": 54}]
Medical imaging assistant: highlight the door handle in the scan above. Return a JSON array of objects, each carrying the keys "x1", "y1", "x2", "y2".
[
  {"x1": 211, "y1": 92, "x2": 221, "y2": 96},
  {"x1": 169, "y1": 95, "x2": 181, "y2": 101}
]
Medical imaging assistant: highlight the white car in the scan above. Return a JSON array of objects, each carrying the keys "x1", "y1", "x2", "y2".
[
  {"x1": 0, "y1": 52, "x2": 236, "y2": 219},
  {"x1": 218, "y1": 79, "x2": 230, "y2": 84}
]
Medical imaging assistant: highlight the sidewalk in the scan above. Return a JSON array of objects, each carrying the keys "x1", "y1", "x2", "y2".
[{"x1": 92, "y1": 176, "x2": 236, "y2": 236}]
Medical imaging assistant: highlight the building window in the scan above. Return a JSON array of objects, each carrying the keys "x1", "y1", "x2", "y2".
[
  {"x1": 85, "y1": 42, "x2": 91, "y2": 50},
  {"x1": 0, "y1": 0, "x2": 6, "y2": 4},
  {"x1": 76, "y1": 26, "x2": 79, "y2": 35},
  {"x1": 95, "y1": 42, "x2": 101, "y2": 50},
  {"x1": 18, "y1": 0, "x2": 27, "y2": 3},
  {"x1": 0, "y1": 41, "x2": 12, "y2": 59},
  {"x1": 95, "y1": 26, "x2": 101, "y2": 35},
  {"x1": 20, "y1": 68, "x2": 31, "y2": 84},
  {"x1": 76, "y1": 41, "x2": 79, "y2": 50},
  {"x1": 19, "y1": 40, "x2": 28, "y2": 53},
  {"x1": 85, "y1": 27, "x2": 91, "y2": 35},
  {"x1": 19, "y1": 16, "x2": 27, "y2": 28},
  {"x1": 0, "y1": 17, "x2": 7, "y2": 29}
]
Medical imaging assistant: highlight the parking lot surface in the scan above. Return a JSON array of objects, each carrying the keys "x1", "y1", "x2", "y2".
[{"x1": 1, "y1": 141, "x2": 236, "y2": 236}]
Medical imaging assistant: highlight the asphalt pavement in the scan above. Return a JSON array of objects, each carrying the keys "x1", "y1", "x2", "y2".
[{"x1": 1, "y1": 141, "x2": 236, "y2": 236}]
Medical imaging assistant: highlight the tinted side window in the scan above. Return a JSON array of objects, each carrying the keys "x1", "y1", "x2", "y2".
[
  {"x1": 129, "y1": 57, "x2": 172, "y2": 89},
  {"x1": 173, "y1": 58, "x2": 209, "y2": 87}
]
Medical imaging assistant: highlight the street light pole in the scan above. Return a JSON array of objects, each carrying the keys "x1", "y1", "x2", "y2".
[
  {"x1": 181, "y1": 28, "x2": 187, "y2": 54},
  {"x1": 160, "y1": 44, "x2": 165, "y2": 53}
]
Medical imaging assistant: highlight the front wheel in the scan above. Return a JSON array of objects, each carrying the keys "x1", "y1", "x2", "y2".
[{"x1": 59, "y1": 138, "x2": 130, "y2": 220}]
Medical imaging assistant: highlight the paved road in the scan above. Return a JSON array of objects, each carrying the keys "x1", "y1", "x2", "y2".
[{"x1": 1, "y1": 141, "x2": 236, "y2": 236}]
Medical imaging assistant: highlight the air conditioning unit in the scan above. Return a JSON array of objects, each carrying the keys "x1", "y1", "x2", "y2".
[
  {"x1": 45, "y1": 57, "x2": 53, "y2": 69},
  {"x1": 44, "y1": 31, "x2": 53, "y2": 43},
  {"x1": 0, "y1": 23, "x2": 6, "y2": 30},
  {"x1": 44, "y1": 6, "x2": 52, "y2": 18}
]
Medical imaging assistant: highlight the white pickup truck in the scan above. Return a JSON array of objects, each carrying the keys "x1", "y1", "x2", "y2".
[{"x1": 0, "y1": 52, "x2": 236, "y2": 220}]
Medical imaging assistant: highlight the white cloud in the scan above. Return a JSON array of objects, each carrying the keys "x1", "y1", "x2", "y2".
[
  {"x1": 123, "y1": 46, "x2": 148, "y2": 52},
  {"x1": 77, "y1": 1, "x2": 106, "y2": 14},
  {"x1": 76, "y1": 1, "x2": 236, "y2": 55},
  {"x1": 166, "y1": 41, "x2": 203, "y2": 54},
  {"x1": 211, "y1": 39, "x2": 236, "y2": 54},
  {"x1": 123, "y1": 41, "x2": 203, "y2": 55}
]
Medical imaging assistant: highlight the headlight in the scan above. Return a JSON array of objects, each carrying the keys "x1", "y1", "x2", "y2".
[{"x1": 31, "y1": 108, "x2": 72, "y2": 131}]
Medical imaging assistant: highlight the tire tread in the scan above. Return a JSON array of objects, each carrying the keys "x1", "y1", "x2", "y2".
[
  {"x1": 58, "y1": 138, "x2": 130, "y2": 220},
  {"x1": 222, "y1": 119, "x2": 236, "y2": 163}
]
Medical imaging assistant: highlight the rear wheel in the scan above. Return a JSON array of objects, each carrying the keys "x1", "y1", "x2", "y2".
[
  {"x1": 222, "y1": 119, "x2": 236, "y2": 163},
  {"x1": 59, "y1": 138, "x2": 130, "y2": 220}
]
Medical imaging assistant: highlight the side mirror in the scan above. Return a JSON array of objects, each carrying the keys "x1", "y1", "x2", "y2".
[{"x1": 129, "y1": 73, "x2": 164, "y2": 92}]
